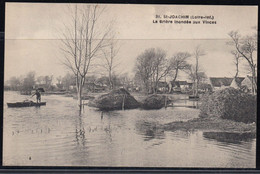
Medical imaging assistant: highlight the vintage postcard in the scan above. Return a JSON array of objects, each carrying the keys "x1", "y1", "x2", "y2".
[{"x1": 3, "y1": 3, "x2": 257, "y2": 167}]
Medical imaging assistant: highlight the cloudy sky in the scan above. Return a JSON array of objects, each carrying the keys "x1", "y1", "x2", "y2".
[{"x1": 5, "y1": 3, "x2": 258, "y2": 82}]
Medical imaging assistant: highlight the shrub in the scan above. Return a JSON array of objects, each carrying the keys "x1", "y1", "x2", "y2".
[{"x1": 199, "y1": 87, "x2": 256, "y2": 123}]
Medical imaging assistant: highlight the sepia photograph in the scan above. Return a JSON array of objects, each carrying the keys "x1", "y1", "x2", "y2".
[{"x1": 3, "y1": 3, "x2": 257, "y2": 168}]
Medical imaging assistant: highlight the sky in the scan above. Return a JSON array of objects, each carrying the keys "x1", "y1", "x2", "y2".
[{"x1": 4, "y1": 3, "x2": 258, "y2": 82}]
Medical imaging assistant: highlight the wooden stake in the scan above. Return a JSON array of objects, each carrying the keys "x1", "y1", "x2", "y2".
[
  {"x1": 164, "y1": 95, "x2": 167, "y2": 108},
  {"x1": 122, "y1": 94, "x2": 125, "y2": 110}
]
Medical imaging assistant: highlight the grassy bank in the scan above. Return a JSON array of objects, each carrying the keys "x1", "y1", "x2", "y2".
[{"x1": 162, "y1": 116, "x2": 256, "y2": 133}]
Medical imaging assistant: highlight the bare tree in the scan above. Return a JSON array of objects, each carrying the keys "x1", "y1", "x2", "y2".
[
  {"x1": 62, "y1": 73, "x2": 75, "y2": 91},
  {"x1": 9, "y1": 76, "x2": 21, "y2": 91},
  {"x1": 192, "y1": 46, "x2": 206, "y2": 96},
  {"x1": 167, "y1": 52, "x2": 191, "y2": 92},
  {"x1": 188, "y1": 65, "x2": 207, "y2": 88},
  {"x1": 60, "y1": 4, "x2": 112, "y2": 109},
  {"x1": 134, "y1": 48, "x2": 173, "y2": 94},
  {"x1": 118, "y1": 73, "x2": 131, "y2": 89},
  {"x1": 101, "y1": 40, "x2": 120, "y2": 90},
  {"x1": 134, "y1": 48, "x2": 155, "y2": 94},
  {"x1": 150, "y1": 48, "x2": 171, "y2": 93},
  {"x1": 228, "y1": 30, "x2": 257, "y2": 94},
  {"x1": 22, "y1": 71, "x2": 36, "y2": 91},
  {"x1": 170, "y1": 52, "x2": 191, "y2": 81},
  {"x1": 231, "y1": 50, "x2": 242, "y2": 78}
]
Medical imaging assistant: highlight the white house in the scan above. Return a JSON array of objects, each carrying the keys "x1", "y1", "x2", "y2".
[
  {"x1": 230, "y1": 77, "x2": 245, "y2": 89},
  {"x1": 209, "y1": 77, "x2": 233, "y2": 91}
]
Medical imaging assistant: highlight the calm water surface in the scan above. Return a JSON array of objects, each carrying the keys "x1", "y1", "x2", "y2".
[{"x1": 3, "y1": 91, "x2": 256, "y2": 167}]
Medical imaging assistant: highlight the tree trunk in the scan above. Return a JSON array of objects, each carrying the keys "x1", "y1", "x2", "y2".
[
  {"x1": 195, "y1": 53, "x2": 199, "y2": 97},
  {"x1": 143, "y1": 80, "x2": 149, "y2": 95},
  {"x1": 173, "y1": 68, "x2": 179, "y2": 82},
  {"x1": 155, "y1": 82, "x2": 158, "y2": 94},
  {"x1": 192, "y1": 80, "x2": 196, "y2": 96},
  {"x1": 235, "y1": 62, "x2": 239, "y2": 78},
  {"x1": 195, "y1": 79, "x2": 198, "y2": 97},
  {"x1": 77, "y1": 84, "x2": 83, "y2": 109},
  {"x1": 122, "y1": 94, "x2": 125, "y2": 110},
  {"x1": 109, "y1": 69, "x2": 113, "y2": 90},
  {"x1": 251, "y1": 66, "x2": 257, "y2": 95},
  {"x1": 77, "y1": 77, "x2": 84, "y2": 110}
]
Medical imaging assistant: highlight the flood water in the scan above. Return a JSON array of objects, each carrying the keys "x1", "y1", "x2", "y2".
[{"x1": 3, "y1": 91, "x2": 256, "y2": 167}]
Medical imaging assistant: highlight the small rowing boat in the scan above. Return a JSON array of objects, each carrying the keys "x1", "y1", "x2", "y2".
[{"x1": 7, "y1": 101, "x2": 46, "y2": 108}]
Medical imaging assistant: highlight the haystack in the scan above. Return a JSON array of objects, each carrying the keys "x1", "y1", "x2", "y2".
[
  {"x1": 88, "y1": 88, "x2": 139, "y2": 111},
  {"x1": 142, "y1": 95, "x2": 171, "y2": 110}
]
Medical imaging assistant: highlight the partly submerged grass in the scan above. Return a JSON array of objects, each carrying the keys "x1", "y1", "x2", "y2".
[{"x1": 162, "y1": 116, "x2": 256, "y2": 133}]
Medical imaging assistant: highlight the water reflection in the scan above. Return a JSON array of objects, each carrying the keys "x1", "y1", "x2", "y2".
[
  {"x1": 101, "y1": 111, "x2": 103, "y2": 120},
  {"x1": 75, "y1": 114, "x2": 86, "y2": 147},
  {"x1": 99, "y1": 111, "x2": 117, "y2": 143},
  {"x1": 203, "y1": 132, "x2": 256, "y2": 144},
  {"x1": 135, "y1": 120, "x2": 165, "y2": 141},
  {"x1": 3, "y1": 91, "x2": 256, "y2": 167},
  {"x1": 172, "y1": 99, "x2": 200, "y2": 109}
]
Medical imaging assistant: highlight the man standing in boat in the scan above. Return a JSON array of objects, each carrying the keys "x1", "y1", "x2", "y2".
[{"x1": 32, "y1": 89, "x2": 41, "y2": 103}]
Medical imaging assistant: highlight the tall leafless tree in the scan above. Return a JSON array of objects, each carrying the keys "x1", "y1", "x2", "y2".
[
  {"x1": 135, "y1": 48, "x2": 174, "y2": 94},
  {"x1": 188, "y1": 65, "x2": 207, "y2": 90},
  {"x1": 150, "y1": 48, "x2": 171, "y2": 93},
  {"x1": 231, "y1": 50, "x2": 241, "y2": 78},
  {"x1": 192, "y1": 46, "x2": 206, "y2": 97},
  {"x1": 134, "y1": 48, "x2": 155, "y2": 94},
  {"x1": 168, "y1": 52, "x2": 191, "y2": 92},
  {"x1": 60, "y1": 4, "x2": 112, "y2": 109},
  {"x1": 101, "y1": 40, "x2": 120, "y2": 90},
  {"x1": 170, "y1": 52, "x2": 191, "y2": 82},
  {"x1": 228, "y1": 30, "x2": 257, "y2": 94},
  {"x1": 22, "y1": 71, "x2": 36, "y2": 91},
  {"x1": 62, "y1": 73, "x2": 75, "y2": 91}
]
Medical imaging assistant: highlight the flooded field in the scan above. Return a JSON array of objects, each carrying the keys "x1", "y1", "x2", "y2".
[{"x1": 3, "y1": 91, "x2": 256, "y2": 167}]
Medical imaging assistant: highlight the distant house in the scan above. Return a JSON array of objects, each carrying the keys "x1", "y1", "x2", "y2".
[
  {"x1": 85, "y1": 82, "x2": 107, "y2": 92},
  {"x1": 69, "y1": 85, "x2": 76, "y2": 91},
  {"x1": 209, "y1": 77, "x2": 233, "y2": 91},
  {"x1": 241, "y1": 75, "x2": 256, "y2": 93},
  {"x1": 169, "y1": 80, "x2": 192, "y2": 93},
  {"x1": 170, "y1": 81, "x2": 180, "y2": 88},
  {"x1": 178, "y1": 81, "x2": 189, "y2": 90},
  {"x1": 209, "y1": 76, "x2": 256, "y2": 92},
  {"x1": 170, "y1": 81, "x2": 181, "y2": 92},
  {"x1": 187, "y1": 82, "x2": 193, "y2": 89},
  {"x1": 68, "y1": 81, "x2": 77, "y2": 91},
  {"x1": 230, "y1": 77, "x2": 245, "y2": 89},
  {"x1": 157, "y1": 81, "x2": 168, "y2": 93}
]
